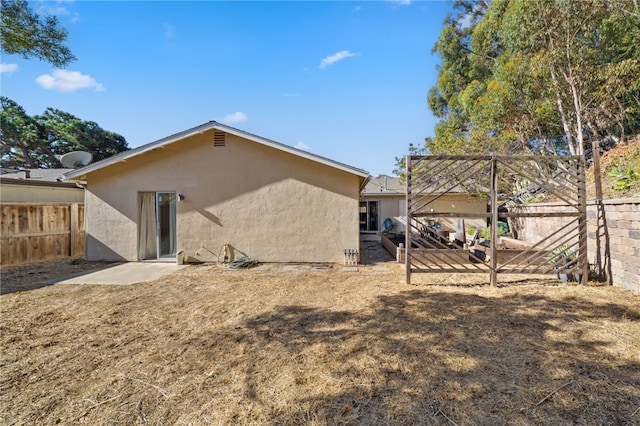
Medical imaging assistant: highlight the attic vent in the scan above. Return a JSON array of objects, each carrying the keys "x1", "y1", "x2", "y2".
[{"x1": 214, "y1": 131, "x2": 226, "y2": 147}]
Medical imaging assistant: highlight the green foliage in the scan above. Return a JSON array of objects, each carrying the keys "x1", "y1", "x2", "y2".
[
  {"x1": 609, "y1": 167, "x2": 636, "y2": 191},
  {"x1": 36, "y1": 108, "x2": 129, "y2": 162},
  {"x1": 600, "y1": 138, "x2": 640, "y2": 192},
  {"x1": 393, "y1": 140, "x2": 431, "y2": 181},
  {"x1": 478, "y1": 223, "x2": 508, "y2": 240},
  {"x1": 425, "y1": 0, "x2": 640, "y2": 157},
  {"x1": 0, "y1": 0, "x2": 75, "y2": 67},
  {"x1": 0, "y1": 97, "x2": 48, "y2": 168},
  {"x1": 0, "y1": 96, "x2": 129, "y2": 168},
  {"x1": 548, "y1": 244, "x2": 577, "y2": 268}
]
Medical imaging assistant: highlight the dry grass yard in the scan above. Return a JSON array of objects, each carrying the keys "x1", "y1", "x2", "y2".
[{"x1": 1, "y1": 259, "x2": 639, "y2": 425}]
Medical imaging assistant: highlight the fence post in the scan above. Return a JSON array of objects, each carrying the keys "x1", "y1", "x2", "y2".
[
  {"x1": 577, "y1": 158, "x2": 589, "y2": 285},
  {"x1": 405, "y1": 155, "x2": 412, "y2": 285},
  {"x1": 70, "y1": 203, "x2": 79, "y2": 257},
  {"x1": 490, "y1": 155, "x2": 498, "y2": 287},
  {"x1": 592, "y1": 140, "x2": 603, "y2": 202}
]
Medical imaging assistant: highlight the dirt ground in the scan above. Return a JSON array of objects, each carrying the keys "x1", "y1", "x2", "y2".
[{"x1": 1, "y1": 259, "x2": 639, "y2": 425}]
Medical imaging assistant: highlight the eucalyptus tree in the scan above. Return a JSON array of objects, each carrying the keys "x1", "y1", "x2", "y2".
[
  {"x1": 427, "y1": 0, "x2": 491, "y2": 155},
  {"x1": 495, "y1": 0, "x2": 640, "y2": 156},
  {"x1": 424, "y1": 0, "x2": 640, "y2": 158}
]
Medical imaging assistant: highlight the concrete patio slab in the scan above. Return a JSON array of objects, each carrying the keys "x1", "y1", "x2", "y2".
[{"x1": 49, "y1": 262, "x2": 189, "y2": 285}]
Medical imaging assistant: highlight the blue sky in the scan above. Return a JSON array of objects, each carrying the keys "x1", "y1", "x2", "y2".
[{"x1": 1, "y1": 0, "x2": 453, "y2": 176}]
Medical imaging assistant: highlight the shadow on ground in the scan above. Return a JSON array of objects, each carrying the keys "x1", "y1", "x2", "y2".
[
  {"x1": 224, "y1": 290, "x2": 640, "y2": 424},
  {"x1": 360, "y1": 239, "x2": 395, "y2": 265},
  {"x1": 0, "y1": 260, "x2": 117, "y2": 295}
]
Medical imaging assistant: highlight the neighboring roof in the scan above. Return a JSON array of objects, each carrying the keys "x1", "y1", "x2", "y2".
[
  {"x1": 0, "y1": 176, "x2": 80, "y2": 189},
  {"x1": 361, "y1": 175, "x2": 404, "y2": 196},
  {"x1": 1, "y1": 168, "x2": 74, "y2": 182},
  {"x1": 361, "y1": 174, "x2": 483, "y2": 196},
  {"x1": 64, "y1": 121, "x2": 370, "y2": 182}
]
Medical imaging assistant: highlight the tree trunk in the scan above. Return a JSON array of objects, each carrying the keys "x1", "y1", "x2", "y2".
[
  {"x1": 550, "y1": 66, "x2": 577, "y2": 155},
  {"x1": 568, "y1": 77, "x2": 585, "y2": 157}
]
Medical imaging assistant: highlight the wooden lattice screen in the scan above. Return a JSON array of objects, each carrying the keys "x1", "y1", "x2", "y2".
[{"x1": 405, "y1": 155, "x2": 588, "y2": 285}]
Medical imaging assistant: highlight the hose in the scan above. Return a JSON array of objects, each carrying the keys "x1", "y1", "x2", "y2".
[{"x1": 223, "y1": 255, "x2": 258, "y2": 269}]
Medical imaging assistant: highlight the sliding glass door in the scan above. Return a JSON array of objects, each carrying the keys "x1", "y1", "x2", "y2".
[
  {"x1": 139, "y1": 192, "x2": 176, "y2": 259},
  {"x1": 157, "y1": 192, "x2": 176, "y2": 258},
  {"x1": 359, "y1": 201, "x2": 379, "y2": 232}
]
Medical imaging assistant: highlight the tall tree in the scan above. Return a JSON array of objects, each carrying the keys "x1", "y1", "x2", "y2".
[
  {"x1": 0, "y1": 97, "x2": 50, "y2": 168},
  {"x1": 422, "y1": 0, "x2": 640, "y2": 159},
  {"x1": 0, "y1": 97, "x2": 129, "y2": 168},
  {"x1": 426, "y1": 0, "x2": 491, "y2": 155},
  {"x1": 1, "y1": 0, "x2": 76, "y2": 67},
  {"x1": 36, "y1": 108, "x2": 129, "y2": 163},
  {"x1": 496, "y1": 0, "x2": 640, "y2": 156}
]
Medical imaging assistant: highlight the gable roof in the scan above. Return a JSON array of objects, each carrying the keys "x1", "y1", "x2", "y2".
[
  {"x1": 361, "y1": 175, "x2": 404, "y2": 196},
  {"x1": 63, "y1": 121, "x2": 370, "y2": 184}
]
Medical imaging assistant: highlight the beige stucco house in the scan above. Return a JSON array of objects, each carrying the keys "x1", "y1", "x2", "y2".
[
  {"x1": 64, "y1": 121, "x2": 369, "y2": 264},
  {"x1": 360, "y1": 175, "x2": 489, "y2": 241},
  {"x1": 360, "y1": 175, "x2": 406, "y2": 239}
]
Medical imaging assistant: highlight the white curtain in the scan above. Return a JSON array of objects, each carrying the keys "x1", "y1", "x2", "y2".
[{"x1": 139, "y1": 192, "x2": 157, "y2": 259}]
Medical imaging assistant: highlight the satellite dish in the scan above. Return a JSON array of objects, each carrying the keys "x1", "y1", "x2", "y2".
[{"x1": 60, "y1": 151, "x2": 92, "y2": 169}]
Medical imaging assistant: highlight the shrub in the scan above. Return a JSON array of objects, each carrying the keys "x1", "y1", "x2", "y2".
[{"x1": 598, "y1": 138, "x2": 640, "y2": 192}]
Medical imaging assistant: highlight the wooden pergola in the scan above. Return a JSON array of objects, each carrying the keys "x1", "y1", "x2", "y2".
[{"x1": 405, "y1": 155, "x2": 588, "y2": 286}]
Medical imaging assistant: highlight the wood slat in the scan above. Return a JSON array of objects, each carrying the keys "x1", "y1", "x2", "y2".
[
  {"x1": 0, "y1": 203, "x2": 84, "y2": 267},
  {"x1": 406, "y1": 155, "x2": 587, "y2": 285}
]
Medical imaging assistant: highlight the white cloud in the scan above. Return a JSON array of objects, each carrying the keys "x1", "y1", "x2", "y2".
[
  {"x1": 222, "y1": 112, "x2": 248, "y2": 124},
  {"x1": 37, "y1": 1, "x2": 80, "y2": 22},
  {"x1": 36, "y1": 70, "x2": 105, "y2": 92},
  {"x1": 319, "y1": 50, "x2": 358, "y2": 69},
  {"x1": 37, "y1": 4, "x2": 69, "y2": 16},
  {"x1": 390, "y1": 0, "x2": 411, "y2": 5},
  {"x1": 295, "y1": 142, "x2": 309, "y2": 151},
  {"x1": 0, "y1": 63, "x2": 18, "y2": 73},
  {"x1": 354, "y1": 6, "x2": 362, "y2": 12}
]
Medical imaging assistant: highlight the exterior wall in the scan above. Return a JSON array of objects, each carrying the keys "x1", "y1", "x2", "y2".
[
  {"x1": 511, "y1": 198, "x2": 639, "y2": 292},
  {"x1": 0, "y1": 182, "x2": 84, "y2": 203},
  {"x1": 413, "y1": 194, "x2": 488, "y2": 233},
  {"x1": 360, "y1": 193, "x2": 487, "y2": 239},
  {"x1": 84, "y1": 131, "x2": 361, "y2": 263},
  {"x1": 379, "y1": 197, "x2": 403, "y2": 231}
]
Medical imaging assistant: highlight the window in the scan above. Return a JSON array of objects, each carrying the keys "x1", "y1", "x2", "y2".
[{"x1": 360, "y1": 201, "x2": 379, "y2": 232}]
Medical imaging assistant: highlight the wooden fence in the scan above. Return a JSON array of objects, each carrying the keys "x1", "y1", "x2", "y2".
[{"x1": 0, "y1": 203, "x2": 84, "y2": 267}]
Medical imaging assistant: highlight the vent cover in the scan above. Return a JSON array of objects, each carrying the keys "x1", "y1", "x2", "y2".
[{"x1": 214, "y1": 131, "x2": 226, "y2": 147}]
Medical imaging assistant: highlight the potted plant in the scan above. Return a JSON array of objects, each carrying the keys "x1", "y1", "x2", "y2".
[{"x1": 549, "y1": 244, "x2": 580, "y2": 282}]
